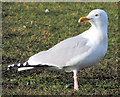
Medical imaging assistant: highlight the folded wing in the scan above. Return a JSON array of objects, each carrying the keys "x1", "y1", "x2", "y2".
[{"x1": 28, "y1": 35, "x2": 90, "y2": 68}]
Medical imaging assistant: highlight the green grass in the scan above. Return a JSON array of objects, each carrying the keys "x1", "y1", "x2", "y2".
[{"x1": 2, "y1": 2, "x2": 119, "y2": 95}]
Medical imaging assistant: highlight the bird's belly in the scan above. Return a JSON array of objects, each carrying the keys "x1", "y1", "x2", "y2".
[{"x1": 65, "y1": 44, "x2": 107, "y2": 71}]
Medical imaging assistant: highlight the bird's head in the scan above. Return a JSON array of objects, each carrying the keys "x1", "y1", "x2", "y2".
[{"x1": 79, "y1": 9, "x2": 108, "y2": 27}]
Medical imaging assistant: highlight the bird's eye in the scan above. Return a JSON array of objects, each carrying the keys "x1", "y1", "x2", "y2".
[{"x1": 95, "y1": 14, "x2": 99, "y2": 17}]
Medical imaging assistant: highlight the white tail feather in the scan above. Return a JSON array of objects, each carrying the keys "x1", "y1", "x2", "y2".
[{"x1": 18, "y1": 67, "x2": 34, "y2": 71}]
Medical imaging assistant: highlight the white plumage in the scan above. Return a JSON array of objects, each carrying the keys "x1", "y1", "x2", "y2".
[{"x1": 8, "y1": 9, "x2": 108, "y2": 91}]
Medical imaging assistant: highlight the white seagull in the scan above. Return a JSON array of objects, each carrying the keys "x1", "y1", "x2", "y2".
[{"x1": 7, "y1": 9, "x2": 108, "y2": 91}]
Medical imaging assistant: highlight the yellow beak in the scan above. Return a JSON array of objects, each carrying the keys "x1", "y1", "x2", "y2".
[{"x1": 79, "y1": 16, "x2": 91, "y2": 22}]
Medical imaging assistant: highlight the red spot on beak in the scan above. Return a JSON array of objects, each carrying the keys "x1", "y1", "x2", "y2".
[{"x1": 79, "y1": 16, "x2": 91, "y2": 22}]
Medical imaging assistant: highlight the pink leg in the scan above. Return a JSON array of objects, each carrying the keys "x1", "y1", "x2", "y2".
[{"x1": 73, "y1": 70, "x2": 78, "y2": 91}]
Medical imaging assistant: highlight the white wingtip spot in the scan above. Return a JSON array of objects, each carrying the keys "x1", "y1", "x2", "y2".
[
  {"x1": 8, "y1": 65, "x2": 11, "y2": 68},
  {"x1": 23, "y1": 62, "x2": 27, "y2": 66},
  {"x1": 17, "y1": 63, "x2": 21, "y2": 67},
  {"x1": 11, "y1": 64, "x2": 14, "y2": 67}
]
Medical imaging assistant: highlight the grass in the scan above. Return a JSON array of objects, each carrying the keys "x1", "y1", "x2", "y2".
[{"x1": 2, "y1": 2, "x2": 119, "y2": 95}]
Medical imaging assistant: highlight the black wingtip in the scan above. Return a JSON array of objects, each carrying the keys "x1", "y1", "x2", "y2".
[
  {"x1": 7, "y1": 63, "x2": 18, "y2": 70},
  {"x1": 7, "y1": 61, "x2": 28, "y2": 71}
]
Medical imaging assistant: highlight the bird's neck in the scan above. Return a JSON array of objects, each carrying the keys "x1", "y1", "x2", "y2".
[
  {"x1": 82, "y1": 24, "x2": 108, "y2": 45},
  {"x1": 91, "y1": 24, "x2": 107, "y2": 38},
  {"x1": 90, "y1": 24, "x2": 108, "y2": 44}
]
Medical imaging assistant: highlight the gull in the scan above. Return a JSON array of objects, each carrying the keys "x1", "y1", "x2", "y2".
[{"x1": 7, "y1": 9, "x2": 108, "y2": 91}]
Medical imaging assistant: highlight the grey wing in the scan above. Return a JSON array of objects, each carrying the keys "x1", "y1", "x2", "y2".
[{"x1": 28, "y1": 35, "x2": 90, "y2": 68}]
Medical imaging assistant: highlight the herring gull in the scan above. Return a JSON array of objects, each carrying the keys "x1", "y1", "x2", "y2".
[{"x1": 7, "y1": 9, "x2": 108, "y2": 91}]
